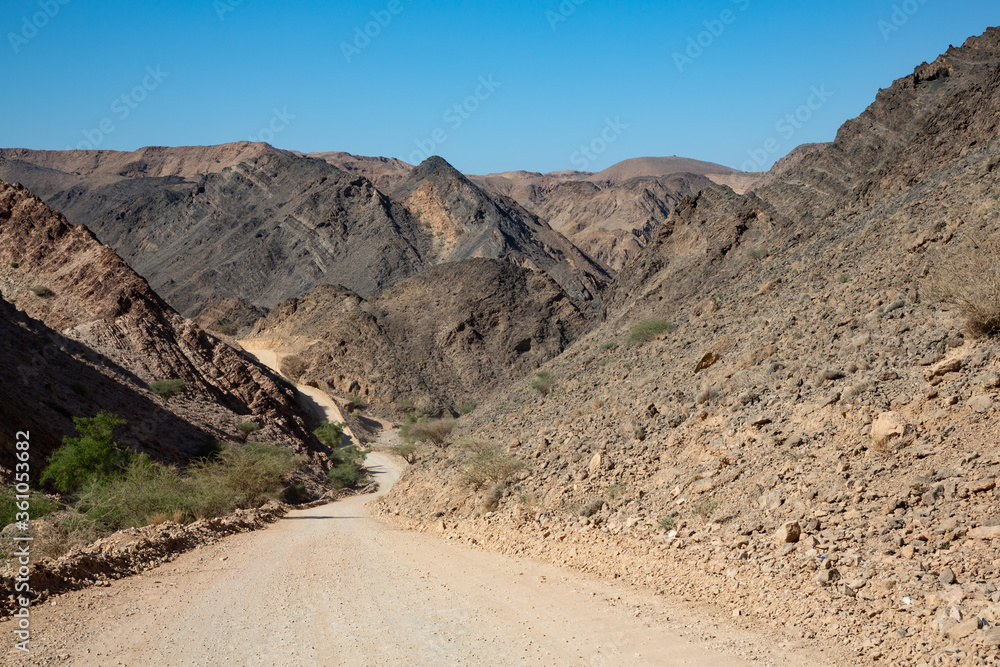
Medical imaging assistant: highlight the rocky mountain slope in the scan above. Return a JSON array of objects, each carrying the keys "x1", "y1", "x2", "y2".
[
  {"x1": 6, "y1": 151, "x2": 428, "y2": 317},
  {"x1": 534, "y1": 173, "x2": 714, "y2": 272},
  {"x1": 0, "y1": 180, "x2": 323, "y2": 471},
  {"x1": 377, "y1": 27, "x2": 1000, "y2": 665},
  {"x1": 0, "y1": 147, "x2": 608, "y2": 315},
  {"x1": 470, "y1": 159, "x2": 746, "y2": 272},
  {"x1": 386, "y1": 157, "x2": 610, "y2": 303},
  {"x1": 247, "y1": 258, "x2": 591, "y2": 414},
  {"x1": 302, "y1": 151, "x2": 412, "y2": 190}
]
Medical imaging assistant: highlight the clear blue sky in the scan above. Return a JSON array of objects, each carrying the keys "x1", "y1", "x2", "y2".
[{"x1": 2, "y1": 0, "x2": 996, "y2": 174}]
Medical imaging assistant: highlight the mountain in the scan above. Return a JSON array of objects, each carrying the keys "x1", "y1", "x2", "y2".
[
  {"x1": 586, "y1": 156, "x2": 742, "y2": 186},
  {"x1": 0, "y1": 180, "x2": 323, "y2": 467},
  {"x1": 0, "y1": 149, "x2": 428, "y2": 317},
  {"x1": 247, "y1": 258, "x2": 591, "y2": 413},
  {"x1": 302, "y1": 151, "x2": 412, "y2": 190},
  {"x1": 377, "y1": 27, "x2": 1000, "y2": 664},
  {"x1": 469, "y1": 159, "x2": 746, "y2": 272},
  {"x1": 386, "y1": 156, "x2": 611, "y2": 303},
  {"x1": 0, "y1": 147, "x2": 608, "y2": 315},
  {"x1": 533, "y1": 173, "x2": 715, "y2": 272},
  {"x1": 0, "y1": 142, "x2": 286, "y2": 188}
]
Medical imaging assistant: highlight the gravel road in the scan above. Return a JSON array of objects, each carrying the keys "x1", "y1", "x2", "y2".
[{"x1": 0, "y1": 343, "x2": 837, "y2": 665}]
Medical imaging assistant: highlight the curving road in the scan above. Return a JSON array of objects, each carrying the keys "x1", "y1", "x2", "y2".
[{"x1": 0, "y1": 344, "x2": 836, "y2": 665}]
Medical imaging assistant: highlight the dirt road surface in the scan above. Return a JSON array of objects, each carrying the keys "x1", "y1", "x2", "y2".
[
  {"x1": 0, "y1": 450, "x2": 842, "y2": 666},
  {"x1": 0, "y1": 343, "x2": 843, "y2": 665}
]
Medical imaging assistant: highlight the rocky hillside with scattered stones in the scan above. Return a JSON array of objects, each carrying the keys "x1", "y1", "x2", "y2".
[
  {"x1": 0, "y1": 180, "x2": 325, "y2": 472},
  {"x1": 247, "y1": 258, "x2": 591, "y2": 414},
  {"x1": 376, "y1": 27, "x2": 1000, "y2": 666}
]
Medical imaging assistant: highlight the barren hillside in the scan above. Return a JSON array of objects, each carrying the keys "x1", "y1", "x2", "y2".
[
  {"x1": 0, "y1": 180, "x2": 325, "y2": 470},
  {"x1": 377, "y1": 27, "x2": 1000, "y2": 666},
  {"x1": 248, "y1": 258, "x2": 591, "y2": 414}
]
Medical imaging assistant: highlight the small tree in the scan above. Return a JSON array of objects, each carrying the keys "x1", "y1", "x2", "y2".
[
  {"x1": 149, "y1": 379, "x2": 187, "y2": 403},
  {"x1": 390, "y1": 443, "x2": 419, "y2": 464},
  {"x1": 458, "y1": 446, "x2": 524, "y2": 490},
  {"x1": 41, "y1": 411, "x2": 131, "y2": 493},
  {"x1": 326, "y1": 444, "x2": 369, "y2": 488},
  {"x1": 237, "y1": 422, "x2": 259, "y2": 442},
  {"x1": 314, "y1": 421, "x2": 347, "y2": 447}
]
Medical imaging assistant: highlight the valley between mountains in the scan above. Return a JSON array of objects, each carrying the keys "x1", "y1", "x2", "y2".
[{"x1": 3, "y1": 25, "x2": 1000, "y2": 667}]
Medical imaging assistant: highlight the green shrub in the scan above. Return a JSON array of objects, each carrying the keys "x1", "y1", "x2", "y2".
[
  {"x1": 454, "y1": 437, "x2": 493, "y2": 454},
  {"x1": 29, "y1": 285, "x2": 52, "y2": 297},
  {"x1": 390, "y1": 443, "x2": 418, "y2": 464},
  {"x1": 188, "y1": 442, "x2": 303, "y2": 512},
  {"x1": 626, "y1": 319, "x2": 674, "y2": 345},
  {"x1": 313, "y1": 421, "x2": 347, "y2": 447},
  {"x1": 347, "y1": 394, "x2": 367, "y2": 409},
  {"x1": 395, "y1": 398, "x2": 418, "y2": 414},
  {"x1": 457, "y1": 403, "x2": 476, "y2": 415},
  {"x1": 600, "y1": 341, "x2": 617, "y2": 350},
  {"x1": 149, "y1": 379, "x2": 187, "y2": 402},
  {"x1": 0, "y1": 488, "x2": 61, "y2": 528},
  {"x1": 326, "y1": 444, "x2": 370, "y2": 488},
  {"x1": 280, "y1": 355, "x2": 308, "y2": 381},
  {"x1": 41, "y1": 411, "x2": 131, "y2": 493},
  {"x1": 457, "y1": 446, "x2": 524, "y2": 489},
  {"x1": 215, "y1": 323, "x2": 237, "y2": 336},
  {"x1": 530, "y1": 370, "x2": 554, "y2": 397},
  {"x1": 401, "y1": 418, "x2": 456, "y2": 448},
  {"x1": 237, "y1": 422, "x2": 259, "y2": 442},
  {"x1": 70, "y1": 381, "x2": 89, "y2": 398},
  {"x1": 77, "y1": 454, "x2": 189, "y2": 531},
  {"x1": 9, "y1": 261, "x2": 18, "y2": 269},
  {"x1": 659, "y1": 515, "x2": 677, "y2": 531}
]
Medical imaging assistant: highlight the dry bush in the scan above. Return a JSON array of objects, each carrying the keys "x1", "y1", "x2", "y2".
[
  {"x1": 530, "y1": 370, "x2": 554, "y2": 396},
  {"x1": 929, "y1": 235, "x2": 1000, "y2": 336},
  {"x1": 404, "y1": 418, "x2": 456, "y2": 448},
  {"x1": 280, "y1": 355, "x2": 308, "y2": 381},
  {"x1": 458, "y1": 446, "x2": 524, "y2": 489}
]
